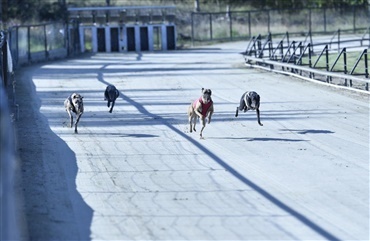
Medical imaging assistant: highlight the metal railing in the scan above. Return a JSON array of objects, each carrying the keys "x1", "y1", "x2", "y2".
[{"x1": 242, "y1": 32, "x2": 370, "y2": 91}]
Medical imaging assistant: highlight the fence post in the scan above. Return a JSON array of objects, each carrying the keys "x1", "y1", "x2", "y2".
[
  {"x1": 209, "y1": 13, "x2": 213, "y2": 41},
  {"x1": 267, "y1": 10, "x2": 270, "y2": 33},
  {"x1": 248, "y1": 11, "x2": 251, "y2": 37},
  {"x1": 229, "y1": 11, "x2": 232, "y2": 41},
  {"x1": 365, "y1": 49, "x2": 368, "y2": 78},
  {"x1": 308, "y1": 8, "x2": 312, "y2": 34},
  {"x1": 323, "y1": 8, "x2": 327, "y2": 33},
  {"x1": 353, "y1": 6, "x2": 356, "y2": 32},
  {"x1": 27, "y1": 26, "x2": 31, "y2": 62},
  {"x1": 338, "y1": 29, "x2": 340, "y2": 53},
  {"x1": 191, "y1": 12, "x2": 194, "y2": 46},
  {"x1": 43, "y1": 25, "x2": 48, "y2": 59}
]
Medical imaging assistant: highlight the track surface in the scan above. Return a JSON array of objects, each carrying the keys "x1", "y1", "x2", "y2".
[{"x1": 16, "y1": 41, "x2": 369, "y2": 240}]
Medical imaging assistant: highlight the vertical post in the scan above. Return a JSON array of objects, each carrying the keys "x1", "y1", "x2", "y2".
[
  {"x1": 325, "y1": 45, "x2": 331, "y2": 82},
  {"x1": 27, "y1": 26, "x2": 31, "y2": 62},
  {"x1": 323, "y1": 8, "x2": 327, "y2": 33},
  {"x1": 308, "y1": 8, "x2": 312, "y2": 33},
  {"x1": 267, "y1": 10, "x2": 270, "y2": 33},
  {"x1": 248, "y1": 11, "x2": 251, "y2": 37},
  {"x1": 209, "y1": 13, "x2": 212, "y2": 41},
  {"x1": 308, "y1": 43, "x2": 312, "y2": 68},
  {"x1": 43, "y1": 24, "x2": 48, "y2": 59},
  {"x1": 364, "y1": 49, "x2": 368, "y2": 78},
  {"x1": 353, "y1": 6, "x2": 356, "y2": 32},
  {"x1": 229, "y1": 11, "x2": 232, "y2": 41},
  {"x1": 1, "y1": 33, "x2": 8, "y2": 87},
  {"x1": 191, "y1": 12, "x2": 194, "y2": 46},
  {"x1": 343, "y1": 48, "x2": 348, "y2": 86},
  {"x1": 338, "y1": 29, "x2": 340, "y2": 53},
  {"x1": 343, "y1": 48, "x2": 347, "y2": 74}
]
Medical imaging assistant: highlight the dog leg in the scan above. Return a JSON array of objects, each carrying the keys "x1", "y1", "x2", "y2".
[
  {"x1": 66, "y1": 109, "x2": 73, "y2": 128},
  {"x1": 107, "y1": 100, "x2": 111, "y2": 108},
  {"x1": 235, "y1": 107, "x2": 239, "y2": 117},
  {"x1": 74, "y1": 112, "x2": 82, "y2": 134},
  {"x1": 256, "y1": 108, "x2": 263, "y2": 126},
  {"x1": 199, "y1": 117, "x2": 206, "y2": 139},
  {"x1": 109, "y1": 100, "x2": 115, "y2": 113},
  {"x1": 189, "y1": 115, "x2": 193, "y2": 133},
  {"x1": 192, "y1": 116, "x2": 197, "y2": 132}
]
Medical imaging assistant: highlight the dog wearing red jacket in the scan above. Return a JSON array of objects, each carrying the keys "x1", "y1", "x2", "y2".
[{"x1": 187, "y1": 88, "x2": 214, "y2": 139}]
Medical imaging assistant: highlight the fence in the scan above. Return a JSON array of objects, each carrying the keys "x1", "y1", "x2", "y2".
[
  {"x1": 190, "y1": 6, "x2": 370, "y2": 43},
  {"x1": 242, "y1": 32, "x2": 370, "y2": 92},
  {"x1": 0, "y1": 30, "x2": 21, "y2": 240},
  {"x1": 8, "y1": 22, "x2": 71, "y2": 67}
]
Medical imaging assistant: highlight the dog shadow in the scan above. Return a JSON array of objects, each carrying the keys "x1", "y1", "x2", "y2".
[
  {"x1": 280, "y1": 129, "x2": 335, "y2": 134},
  {"x1": 208, "y1": 137, "x2": 307, "y2": 142}
]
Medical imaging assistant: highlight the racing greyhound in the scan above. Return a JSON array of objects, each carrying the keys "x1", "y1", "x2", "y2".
[
  {"x1": 104, "y1": 85, "x2": 119, "y2": 113},
  {"x1": 188, "y1": 88, "x2": 214, "y2": 139},
  {"x1": 235, "y1": 91, "x2": 263, "y2": 126},
  {"x1": 64, "y1": 93, "x2": 84, "y2": 133}
]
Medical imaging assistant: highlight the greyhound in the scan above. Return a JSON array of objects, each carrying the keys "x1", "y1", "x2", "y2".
[
  {"x1": 187, "y1": 88, "x2": 214, "y2": 139},
  {"x1": 64, "y1": 93, "x2": 84, "y2": 134},
  {"x1": 235, "y1": 91, "x2": 263, "y2": 126},
  {"x1": 104, "y1": 85, "x2": 119, "y2": 113}
]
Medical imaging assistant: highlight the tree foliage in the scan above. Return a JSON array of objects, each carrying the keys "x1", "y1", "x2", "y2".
[{"x1": 4, "y1": 0, "x2": 369, "y2": 24}]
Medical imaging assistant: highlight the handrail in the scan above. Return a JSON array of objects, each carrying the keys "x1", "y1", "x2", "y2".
[{"x1": 243, "y1": 55, "x2": 370, "y2": 90}]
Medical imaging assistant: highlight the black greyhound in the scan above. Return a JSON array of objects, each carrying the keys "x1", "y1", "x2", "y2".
[
  {"x1": 235, "y1": 91, "x2": 263, "y2": 126},
  {"x1": 104, "y1": 85, "x2": 119, "y2": 113}
]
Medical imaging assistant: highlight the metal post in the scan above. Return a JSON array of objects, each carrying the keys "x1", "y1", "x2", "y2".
[
  {"x1": 209, "y1": 13, "x2": 212, "y2": 41},
  {"x1": 353, "y1": 6, "x2": 356, "y2": 32},
  {"x1": 43, "y1": 25, "x2": 48, "y2": 59},
  {"x1": 191, "y1": 12, "x2": 194, "y2": 46},
  {"x1": 365, "y1": 49, "x2": 368, "y2": 78},
  {"x1": 248, "y1": 11, "x2": 251, "y2": 37},
  {"x1": 338, "y1": 29, "x2": 340, "y2": 53},
  {"x1": 27, "y1": 26, "x2": 31, "y2": 62},
  {"x1": 309, "y1": 8, "x2": 312, "y2": 34},
  {"x1": 267, "y1": 10, "x2": 270, "y2": 33},
  {"x1": 323, "y1": 8, "x2": 327, "y2": 33},
  {"x1": 229, "y1": 11, "x2": 232, "y2": 41}
]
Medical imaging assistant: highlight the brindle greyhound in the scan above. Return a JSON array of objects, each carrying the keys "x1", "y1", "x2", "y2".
[
  {"x1": 235, "y1": 91, "x2": 263, "y2": 126},
  {"x1": 64, "y1": 93, "x2": 84, "y2": 133},
  {"x1": 188, "y1": 88, "x2": 214, "y2": 139},
  {"x1": 104, "y1": 85, "x2": 119, "y2": 113}
]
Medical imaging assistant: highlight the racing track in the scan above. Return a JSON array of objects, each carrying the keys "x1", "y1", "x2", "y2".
[{"x1": 16, "y1": 41, "x2": 369, "y2": 240}]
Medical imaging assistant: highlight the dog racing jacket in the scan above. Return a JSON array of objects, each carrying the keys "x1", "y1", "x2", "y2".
[{"x1": 193, "y1": 97, "x2": 213, "y2": 116}]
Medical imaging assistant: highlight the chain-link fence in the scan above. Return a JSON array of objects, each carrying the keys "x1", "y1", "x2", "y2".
[
  {"x1": 8, "y1": 22, "x2": 71, "y2": 66},
  {"x1": 189, "y1": 6, "x2": 370, "y2": 43}
]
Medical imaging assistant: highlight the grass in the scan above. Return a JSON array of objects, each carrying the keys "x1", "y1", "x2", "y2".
[{"x1": 300, "y1": 50, "x2": 368, "y2": 76}]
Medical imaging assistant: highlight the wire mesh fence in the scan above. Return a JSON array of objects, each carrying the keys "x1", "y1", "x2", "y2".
[{"x1": 189, "y1": 6, "x2": 370, "y2": 43}]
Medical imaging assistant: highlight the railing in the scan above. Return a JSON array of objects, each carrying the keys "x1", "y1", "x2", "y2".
[{"x1": 242, "y1": 32, "x2": 370, "y2": 91}]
